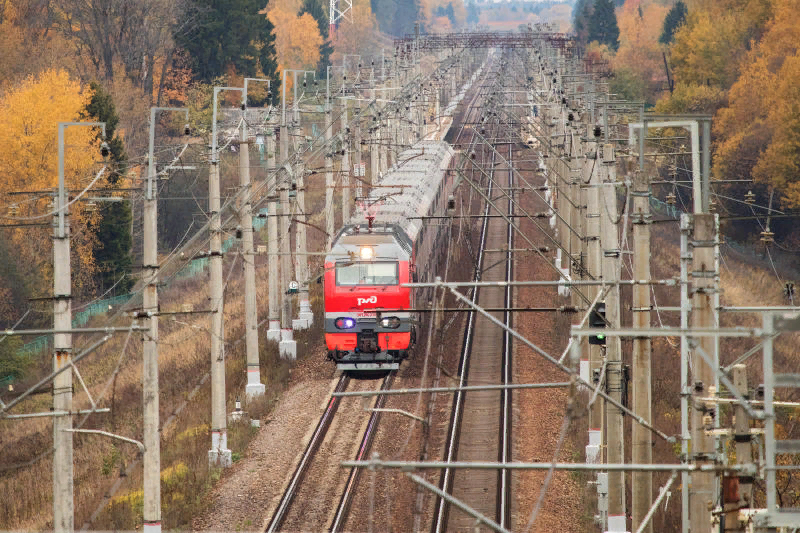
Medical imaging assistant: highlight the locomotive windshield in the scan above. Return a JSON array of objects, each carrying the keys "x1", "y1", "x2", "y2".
[{"x1": 336, "y1": 261, "x2": 399, "y2": 286}]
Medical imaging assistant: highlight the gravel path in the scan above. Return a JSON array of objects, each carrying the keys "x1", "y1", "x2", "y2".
[{"x1": 191, "y1": 353, "x2": 339, "y2": 532}]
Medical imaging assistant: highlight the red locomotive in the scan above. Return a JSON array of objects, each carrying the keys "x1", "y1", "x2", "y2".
[{"x1": 324, "y1": 141, "x2": 455, "y2": 371}]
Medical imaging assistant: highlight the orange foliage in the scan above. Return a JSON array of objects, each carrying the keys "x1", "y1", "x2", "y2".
[
  {"x1": 152, "y1": 49, "x2": 194, "y2": 106},
  {"x1": 614, "y1": 0, "x2": 668, "y2": 102},
  {"x1": 713, "y1": 0, "x2": 800, "y2": 206}
]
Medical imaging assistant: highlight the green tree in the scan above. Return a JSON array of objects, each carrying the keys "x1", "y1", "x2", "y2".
[
  {"x1": 177, "y1": 0, "x2": 279, "y2": 87},
  {"x1": 572, "y1": 0, "x2": 594, "y2": 47},
  {"x1": 299, "y1": 0, "x2": 333, "y2": 79},
  {"x1": 466, "y1": 3, "x2": 479, "y2": 26},
  {"x1": 83, "y1": 81, "x2": 134, "y2": 294},
  {"x1": 588, "y1": 0, "x2": 620, "y2": 51},
  {"x1": 659, "y1": 0, "x2": 687, "y2": 45},
  {"x1": 445, "y1": 3, "x2": 457, "y2": 26}
]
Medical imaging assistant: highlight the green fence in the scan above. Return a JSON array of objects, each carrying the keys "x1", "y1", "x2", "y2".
[{"x1": 14, "y1": 210, "x2": 268, "y2": 362}]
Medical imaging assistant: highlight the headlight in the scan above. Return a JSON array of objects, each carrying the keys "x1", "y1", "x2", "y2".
[
  {"x1": 360, "y1": 246, "x2": 374, "y2": 260},
  {"x1": 380, "y1": 316, "x2": 401, "y2": 329},
  {"x1": 334, "y1": 317, "x2": 356, "y2": 329}
]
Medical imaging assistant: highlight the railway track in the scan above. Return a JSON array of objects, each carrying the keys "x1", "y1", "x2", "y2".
[
  {"x1": 432, "y1": 73, "x2": 517, "y2": 532},
  {"x1": 264, "y1": 372, "x2": 395, "y2": 533}
]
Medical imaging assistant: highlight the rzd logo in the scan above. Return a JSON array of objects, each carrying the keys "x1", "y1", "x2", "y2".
[{"x1": 357, "y1": 295, "x2": 378, "y2": 306}]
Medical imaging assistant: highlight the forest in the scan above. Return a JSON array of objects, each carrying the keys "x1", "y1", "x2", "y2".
[{"x1": 574, "y1": 0, "x2": 800, "y2": 247}]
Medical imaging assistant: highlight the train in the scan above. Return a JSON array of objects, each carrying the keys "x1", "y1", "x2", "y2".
[{"x1": 324, "y1": 140, "x2": 456, "y2": 371}]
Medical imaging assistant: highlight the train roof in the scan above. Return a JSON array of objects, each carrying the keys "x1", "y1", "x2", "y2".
[
  {"x1": 349, "y1": 140, "x2": 454, "y2": 241},
  {"x1": 326, "y1": 223, "x2": 412, "y2": 262}
]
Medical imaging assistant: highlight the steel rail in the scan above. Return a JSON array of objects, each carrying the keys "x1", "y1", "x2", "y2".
[
  {"x1": 498, "y1": 140, "x2": 514, "y2": 529},
  {"x1": 265, "y1": 374, "x2": 350, "y2": 533},
  {"x1": 329, "y1": 371, "x2": 397, "y2": 532},
  {"x1": 432, "y1": 80, "x2": 494, "y2": 533}
]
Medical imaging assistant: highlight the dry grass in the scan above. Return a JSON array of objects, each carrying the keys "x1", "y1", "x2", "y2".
[{"x1": 0, "y1": 147, "x2": 331, "y2": 530}]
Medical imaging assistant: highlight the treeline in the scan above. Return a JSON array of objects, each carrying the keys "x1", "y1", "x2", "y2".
[
  {"x1": 573, "y1": 0, "x2": 800, "y2": 245},
  {"x1": 0, "y1": 0, "x2": 342, "y2": 384}
]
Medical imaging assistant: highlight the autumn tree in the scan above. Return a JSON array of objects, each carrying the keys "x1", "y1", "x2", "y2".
[
  {"x1": 59, "y1": 0, "x2": 197, "y2": 103},
  {"x1": 613, "y1": 0, "x2": 668, "y2": 104},
  {"x1": 268, "y1": 6, "x2": 323, "y2": 73},
  {"x1": 299, "y1": 0, "x2": 333, "y2": 79},
  {"x1": 84, "y1": 82, "x2": 134, "y2": 295},
  {"x1": 713, "y1": 0, "x2": 800, "y2": 207},
  {"x1": 588, "y1": 0, "x2": 619, "y2": 51},
  {"x1": 572, "y1": 0, "x2": 594, "y2": 47},
  {"x1": 0, "y1": 69, "x2": 104, "y2": 302},
  {"x1": 659, "y1": 0, "x2": 687, "y2": 45}
]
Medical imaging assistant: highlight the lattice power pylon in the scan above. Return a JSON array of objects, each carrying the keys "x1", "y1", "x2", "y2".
[{"x1": 329, "y1": 0, "x2": 352, "y2": 38}]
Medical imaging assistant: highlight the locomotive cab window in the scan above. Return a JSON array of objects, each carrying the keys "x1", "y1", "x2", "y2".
[{"x1": 336, "y1": 261, "x2": 399, "y2": 286}]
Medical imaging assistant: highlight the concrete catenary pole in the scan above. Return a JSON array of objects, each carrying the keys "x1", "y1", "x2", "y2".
[
  {"x1": 241, "y1": 80, "x2": 267, "y2": 398},
  {"x1": 631, "y1": 169, "x2": 653, "y2": 533},
  {"x1": 53, "y1": 121, "x2": 105, "y2": 533},
  {"x1": 341, "y1": 96, "x2": 351, "y2": 223},
  {"x1": 325, "y1": 66, "x2": 334, "y2": 247},
  {"x1": 730, "y1": 363, "x2": 752, "y2": 530},
  {"x1": 279, "y1": 70, "x2": 296, "y2": 359},
  {"x1": 266, "y1": 122, "x2": 281, "y2": 342},
  {"x1": 354, "y1": 105, "x2": 362, "y2": 202},
  {"x1": 209, "y1": 87, "x2": 240, "y2": 467},
  {"x1": 600, "y1": 143, "x2": 625, "y2": 531},
  {"x1": 690, "y1": 213, "x2": 716, "y2": 533},
  {"x1": 584, "y1": 134, "x2": 603, "y2": 433},
  {"x1": 144, "y1": 108, "x2": 186, "y2": 533}
]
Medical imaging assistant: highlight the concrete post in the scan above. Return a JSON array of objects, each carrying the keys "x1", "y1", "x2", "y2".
[
  {"x1": 600, "y1": 143, "x2": 625, "y2": 526},
  {"x1": 239, "y1": 101, "x2": 264, "y2": 398},
  {"x1": 569, "y1": 152, "x2": 582, "y2": 308},
  {"x1": 209, "y1": 88, "x2": 233, "y2": 467},
  {"x1": 266, "y1": 126, "x2": 281, "y2": 341},
  {"x1": 53, "y1": 121, "x2": 105, "y2": 532},
  {"x1": 631, "y1": 170, "x2": 653, "y2": 533},
  {"x1": 690, "y1": 213, "x2": 716, "y2": 533},
  {"x1": 727, "y1": 364, "x2": 751, "y2": 532},
  {"x1": 278, "y1": 178, "x2": 296, "y2": 360},
  {"x1": 354, "y1": 106, "x2": 363, "y2": 203},
  {"x1": 53, "y1": 126, "x2": 75, "y2": 533},
  {"x1": 143, "y1": 107, "x2": 187, "y2": 533},
  {"x1": 142, "y1": 116, "x2": 162, "y2": 533},
  {"x1": 584, "y1": 136, "x2": 603, "y2": 431},
  {"x1": 340, "y1": 98, "x2": 351, "y2": 223},
  {"x1": 293, "y1": 143, "x2": 312, "y2": 330},
  {"x1": 325, "y1": 99, "x2": 334, "y2": 248},
  {"x1": 371, "y1": 113, "x2": 380, "y2": 184}
]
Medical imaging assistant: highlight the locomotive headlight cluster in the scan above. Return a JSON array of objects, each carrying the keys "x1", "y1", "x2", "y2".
[
  {"x1": 359, "y1": 246, "x2": 374, "y2": 260},
  {"x1": 334, "y1": 317, "x2": 356, "y2": 329},
  {"x1": 380, "y1": 316, "x2": 401, "y2": 329}
]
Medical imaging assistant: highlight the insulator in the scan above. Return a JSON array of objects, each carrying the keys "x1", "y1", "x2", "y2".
[
  {"x1": 744, "y1": 190, "x2": 756, "y2": 204},
  {"x1": 666, "y1": 192, "x2": 676, "y2": 206}
]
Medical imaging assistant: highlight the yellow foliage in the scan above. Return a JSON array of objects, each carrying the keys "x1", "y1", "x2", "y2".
[
  {"x1": 268, "y1": 8, "x2": 323, "y2": 73},
  {"x1": 670, "y1": 0, "x2": 773, "y2": 90},
  {"x1": 110, "y1": 488, "x2": 143, "y2": 510},
  {"x1": 712, "y1": 0, "x2": 800, "y2": 206},
  {"x1": 0, "y1": 69, "x2": 103, "y2": 293},
  {"x1": 161, "y1": 462, "x2": 189, "y2": 486},
  {"x1": 176, "y1": 423, "x2": 210, "y2": 441},
  {"x1": 614, "y1": 0, "x2": 668, "y2": 102}
]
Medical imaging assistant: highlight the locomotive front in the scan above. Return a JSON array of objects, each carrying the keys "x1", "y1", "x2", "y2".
[{"x1": 323, "y1": 225, "x2": 415, "y2": 371}]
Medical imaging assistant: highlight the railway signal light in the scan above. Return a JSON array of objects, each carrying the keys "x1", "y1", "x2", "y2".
[{"x1": 589, "y1": 301, "x2": 607, "y2": 345}]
